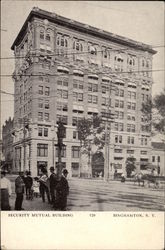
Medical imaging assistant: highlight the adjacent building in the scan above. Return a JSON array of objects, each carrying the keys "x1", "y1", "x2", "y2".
[
  {"x1": 2, "y1": 117, "x2": 14, "y2": 172},
  {"x1": 151, "y1": 142, "x2": 165, "y2": 176},
  {"x1": 11, "y1": 7, "x2": 157, "y2": 177}
]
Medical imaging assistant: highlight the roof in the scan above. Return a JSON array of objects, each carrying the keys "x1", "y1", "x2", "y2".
[
  {"x1": 11, "y1": 7, "x2": 157, "y2": 54},
  {"x1": 152, "y1": 142, "x2": 165, "y2": 150}
]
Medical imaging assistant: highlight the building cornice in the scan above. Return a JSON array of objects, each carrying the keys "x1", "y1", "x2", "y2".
[{"x1": 11, "y1": 7, "x2": 157, "y2": 55}]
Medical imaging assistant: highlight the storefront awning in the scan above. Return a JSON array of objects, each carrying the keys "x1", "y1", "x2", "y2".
[
  {"x1": 115, "y1": 79, "x2": 125, "y2": 84},
  {"x1": 73, "y1": 105, "x2": 84, "y2": 111},
  {"x1": 73, "y1": 69, "x2": 84, "y2": 76},
  {"x1": 102, "y1": 76, "x2": 111, "y2": 82},
  {"x1": 128, "y1": 82, "x2": 136, "y2": 87},
  {"x1": 88, "y1": 107, "x2": 99, "y2": 113},
  {"x1": 88, "y1": 74, "x2": 98, "y2": 79},
  {"x1": 57, "y1": 66, "x2": 69, "y2": 73}
]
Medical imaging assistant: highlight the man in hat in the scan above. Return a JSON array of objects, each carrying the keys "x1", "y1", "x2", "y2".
[
  {"x1": 15, "y1": 171, "x2": 25, "y2": 210},
  {"x1": 39, "y1": 168, "x2": 51, "y2": 204},
  {"x1": 49, "y1": 166, "x2": 58, "y2": 206},
  {"x1": 1, "y1": 170, "x2": 12, "y2": 210},
  {"x1": 56, "y1": 169, "x2": 69, "y2": 211}
]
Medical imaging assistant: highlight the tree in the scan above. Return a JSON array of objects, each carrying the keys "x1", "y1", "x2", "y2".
[
  {"x1": 125, "y1": 156, "x2": 136, "y2": 178},
  {"x1": 141, "y1": 91, "x2": 165, "y2": 133},
  {"x1": 76, "y1": 115, "x2": 106, "y2": 177},
  {"x1": 77, "y1": 115, "x2": 105, "y2": 150}
]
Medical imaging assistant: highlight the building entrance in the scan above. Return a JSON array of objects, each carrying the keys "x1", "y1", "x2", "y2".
[{"x1": 91, "y1": 152, "x2": 104, "y2": 178}]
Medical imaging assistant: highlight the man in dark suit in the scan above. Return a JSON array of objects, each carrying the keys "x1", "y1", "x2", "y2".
[
  {"x1": 49, "y1": 166, "x2": 58, "y2": 205},
  {"x1": 15, "y1": 171, "x2": 25, "y2": 210},
  {"x1": 56, "y1": 169, "x2": 69, "y2": 211}
]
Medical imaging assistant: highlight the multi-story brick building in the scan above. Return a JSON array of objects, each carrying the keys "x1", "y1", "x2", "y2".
[{"x1": 11, "y1": 7, "x2": 156, "y2": 177}]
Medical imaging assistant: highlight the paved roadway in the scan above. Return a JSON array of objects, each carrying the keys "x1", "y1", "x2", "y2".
[{"x1": 8, "y1": 176, "x2": 165, "y2": 211}]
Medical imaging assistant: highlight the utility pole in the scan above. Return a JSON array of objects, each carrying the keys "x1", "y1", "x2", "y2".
[
  {"x1": 18, "y1": 117, "x2": 29, "y2": 172},
  {"x1": 57, "y1": 120, "x2": 66, "y2": 179},
  {"x1": 102, "y1": 83, "x2": 116, "y2": 181},
  {"x1": 52, "y1": 137, "x2": 55, "y2": 168}
]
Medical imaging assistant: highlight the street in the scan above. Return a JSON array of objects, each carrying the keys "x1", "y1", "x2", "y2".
[{"x1": 8, "y1": 176, "x2": 165, "y2": 211}]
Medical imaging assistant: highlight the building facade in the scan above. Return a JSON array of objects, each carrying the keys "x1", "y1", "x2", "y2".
[
  {"x1": 2, "y1": 117, "x2": 14, "y2": 172},
  {"x1": 11, "y1": 7, "x2": 156, "y2": 177},
  {"x1": 151, "y1": 142, "x2": 165, "y2": 176}
]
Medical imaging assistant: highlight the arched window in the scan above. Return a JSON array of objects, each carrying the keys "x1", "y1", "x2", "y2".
[
  {"x1": 40, "y1": 30, "x2": 44, "y2": 40},
  {"x1": 80, "y1": 43, "x2": 83, "y2": 52},
  {"x1": 46, "y1": 33, "x2": 50, "y2": 41},
  {"x1": 90, "y1": 46, "x2": 97, "y2": 55},
  {"x1": 57, "y1": 37, "x2": 60, "y2": 46},
  {"x1": 129, "y1": 59, "x2": 132, "y2": 65},
  {"x1": 65, "y1": 39, "x2": 68, "y2": 47},
  {"x1": 133, "y1": 58, "x2": 135, "y2": 66},
  {"x1": 61, "y1": 37, "x2": 64, "y2": 47},
  {"x1": 146, "y1": 60, "x2": 150, "y2": 68},
  {"x1": 142, "y1": 59, "x2": 145, "y2": 67},
  {"x1": 103, "y1": 50, "x2": 108, "y2": 59},
  {"x1": 76, "y1": 42, "x2": 79, "y2": 51}
]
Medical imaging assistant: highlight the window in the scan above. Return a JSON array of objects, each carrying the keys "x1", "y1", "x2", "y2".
[
  {"x1": 56, "y1": 115, "x2": 68, "y2": 125},
  {"x1": 120, "y1": 89, "x2": 124, "y2": 97},
  {"x1": 141, "y1": 151, "x2": 147, "y2": 155},
  {"x1": 120, "y1": 101, "x2": 124, "y2": 108},
  {"x1": 46, "y1": 33, "x2": 50, "y2": 41},
  {"x1": 132, "y1": 92, "x2": 136, "y2": 99},
  {"x1": 73, "y1": 131, "x2": 77, "y2": 139},
  {"x1": 115, "y1": 100, "x2": 119, "y2": 107},
  {"x1": 38, "y1": 127, "x2": 42, "y2": 136},
  {"x1": 45, "y1": 87, "x2": 50, "y2": 96},
  {"x1": 128, "y1": 91, "x2": 131, "y2": 99},
  {"x1": 128, "y1": 136, "x2": 134, "y2": 144},
  {"x1": 127, "y1": 124, "x2": 135, "y2": 132},
  {"x1": 37, "y1": 144, "x2": 48, "y2": 157},
  {"x1": 39, "y1": 86, "x2": 43, "y2": 95},
  {"x1": 88, "y1": 83, "x2": 92, "y2": 92},
  {"x1": 40, "y1": 30, "x2": 44, "y2": 40},
  {"x1": 38, "y1": 112, "x2": 43, "y2": 121},
  {"x1": 115, "y1": 135, "x2": 122, "y2": 143},
  {"x1": 63, "y1": 90, "x2": 68, "y2": 99},
  {"x1": 114, "y1": 149, "x2": 122, "y2": 153},
  {"x1": 72, "y1": 146, "x2": 80, "y2": 158},
  {"x1": 102, "y1": 97, "x2": 106, "y2": 106},
  {"x1": 57, "y1": 89, "x2": 62, "y2": 98},
  {"x1": 101, "y1": 86, "x2": 105, "y2": 94},
  {"x1": 127, "y1": 102, "x2": 131, "y2": 109},
  {"x1": 119, "y1": 112, "x2": 124, "y2": 119},
  {"x1": 57, "y1": 89, "x2": 68, "y2": 99},
  {"x1": 119, "y1": 123, "x2": 124, "y2": 131},
  {"x1": 45, "y1": 100, "x2": 49, "y2": 109},
  {"x1": 93, "y1": 96, "x2": 98, "y2": 104},
  {"x1": 127, "y1": 150, "x2": 134, "y2": 154},
  {"x1": 38, "y1": 127, "x2": 48, "y2": 137},
  {"x1": 93, "y1": 84, "x2": 98, "y2": 92},
  {"x1": 45, "y1": 113, "x2": 49, "y2": 121},
  {"x1": 152, "y1": 156, "x2": 155, "y2": 162},
  {"x1": 132, "y1": 103, "x2": 136, "y2": 110},
  {"x1": 88, "y1": 95, "x2": 92, "y2": 103},
  {"x1": 72, "y1": 117, "x2": 81, "y2": 126},
  {"x1": 44, "y1": 128, "x2": 48, "y2": 137},
  {"x1": 57, "y1": 80, "x2": 62, "y2": 86},
  {"x1": 57, "y1": 79, "x2": 69, "y2": 87}
]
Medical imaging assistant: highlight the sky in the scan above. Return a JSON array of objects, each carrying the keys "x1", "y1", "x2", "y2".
[{"x1": 1, "y1": 1, "x2": 164, "y2": 131}]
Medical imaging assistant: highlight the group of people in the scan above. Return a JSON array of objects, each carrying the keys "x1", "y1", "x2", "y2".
[{"x1": 1, "y1": 167, "x2": 69, "y2": 211}]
